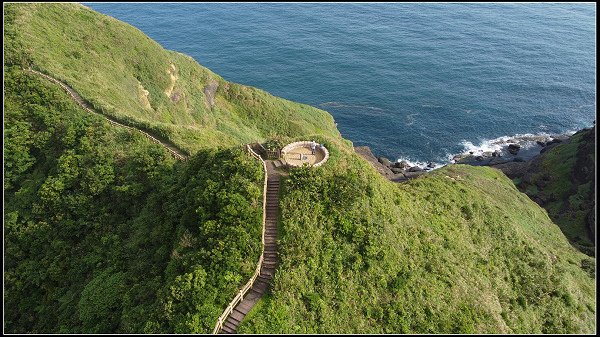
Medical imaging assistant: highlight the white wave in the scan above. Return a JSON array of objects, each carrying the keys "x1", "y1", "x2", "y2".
[
  {"x1": 393, "y1": 130, "x2": 577, "y2": 170},
  {"x1": 447, "y1": 131, "x2": 578, "y2": 164},
  {"x1": 394, "y1": 156, "x2": 445, "y2": 171},
  {"x1": 457, "y1": 132, "x2": 557, "y2": 155}
]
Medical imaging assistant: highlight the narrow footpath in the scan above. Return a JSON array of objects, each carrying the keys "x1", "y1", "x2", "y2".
[{"x1": 25, "y1": 68, "x2": 188, "y2": 161}]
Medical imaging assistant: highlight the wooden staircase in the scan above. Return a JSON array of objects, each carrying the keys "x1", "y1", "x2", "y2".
[{"x1": 219, "y1": 163, "x2": 280, "y2": 334}]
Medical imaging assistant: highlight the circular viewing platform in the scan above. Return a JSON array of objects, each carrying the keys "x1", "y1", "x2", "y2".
[{"x1": 281, "y1": 141, "x2": 329, "y2": 167}]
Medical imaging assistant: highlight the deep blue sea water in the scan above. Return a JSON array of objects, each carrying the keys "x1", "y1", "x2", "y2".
[{"x1": 86, "y1": 3, "x2": 596, "y2": 165}]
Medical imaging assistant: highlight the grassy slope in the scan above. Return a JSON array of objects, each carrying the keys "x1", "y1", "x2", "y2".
[
  {"x1": 238, "y1": 155, "x2": 595, "y2": 333},
  {"x1": 517, "y1": 128, "x2": 596, "y2": 256},
  {"x1": 4, "y1": 2, "x2": 596, "y2": 334},
  {"x1": 4, "y1": 66, "x2": 264, "y2": 333},
  {"x1": 6, "y1": 3, "x2": 341, "y2": 154}
]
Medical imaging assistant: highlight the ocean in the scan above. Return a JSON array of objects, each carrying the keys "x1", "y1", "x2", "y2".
[{"x1": 85, "y1": 3, "x2": 596, "y2": 167}]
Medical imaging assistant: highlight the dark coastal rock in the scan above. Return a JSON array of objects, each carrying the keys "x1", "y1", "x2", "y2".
[
  {"x1": 378, "y1": 156, "x2": 392, "y2": 167},
  {"x1": 391, "y1": 175, "x2": 408, "y2": 183},
  {"x1": 403, "y1": 171, "x2": 425, "y2": 179},
  {"x1": 539, "y1": 140, "x2": 565, "y2": 154},
  {"x1": 492, "y1": 161, "x2": 531, "y2": 179},
  {"x1": 394, "y1": 160, "x2": 410, "y2": 169},
  {"x1": 548, "y1": 138, "x2": 563, "y2": 145},
  {"x1": 587, "y1": 204, "x2": 595, "y2": 239},
  {"x1": 513, "y1": 157, "x2": 525, "y2": 162},
  {"x1": 536, "y1": 140, "x2": 546, "y2": 147},
  {"x1": 488, "y1": 157, "x2": 510, "y2": 166},
  {"x1": 427, "y1": 162, "x2": 436, "y2": 168},
  {"x1": 508, "y1": 143, "x2": 521, "y2": 155},
  {"x1": 408, "y1": 166, "x2": 424, "y2": 172},
  {"x1": 456, "y1": 155, "x2": 477, "y2": 165},
  {"x1": 354, "y1": 146, "x2": 395, "y2": 178},
  {"x1": 390, "y1": 167, "x2": 404, "y2": 174},
  {"x1": 475, "y1": 156, "x2": 484, "y2": 161}
]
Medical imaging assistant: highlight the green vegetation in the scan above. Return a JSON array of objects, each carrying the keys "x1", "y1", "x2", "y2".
[
  {"x1": 4, "y1": 67, "x2": 264, "y2": 333},
  {"x1": 239, "y1": 157, "x2": 595, "y2": 333},
  {"x1": 4, "y1": 2, "x2": 596, "y2": 334},
  {"x1": 5, "y1": 3, "x2": 340, "y2": 155},
  {"x1": 518, "y1": 128, "x2": 596, "y2": 256}
]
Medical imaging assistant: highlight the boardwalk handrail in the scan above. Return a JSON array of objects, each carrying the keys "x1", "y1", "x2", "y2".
[
  {"x1": 212, "y1": 144, "x2": 268, "y2": 334},
  {"x1": 25, "y1": 67, "x2": 187, "y2": 161}
]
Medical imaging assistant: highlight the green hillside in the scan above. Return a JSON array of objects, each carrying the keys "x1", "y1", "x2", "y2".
[
  {"x1": 4, "y1": 66, "x2": 265, "y2": 333},
  {"x1": 4, "y1": 2, "x2": 596, "y2": 334},
  {"x1": 237, "y1": 158, "x2": 595, "y2": 334},
  {"x1": 517, "y1": 127, "x2": 596, "y2": 256},
  {"x1": 5, "y1": 3, "x2": 341, "y2": 155}
]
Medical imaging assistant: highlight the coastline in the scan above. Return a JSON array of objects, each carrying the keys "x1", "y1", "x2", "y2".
[{"x1": 356, "y1": 124, "x2": 595, "y2": 183}]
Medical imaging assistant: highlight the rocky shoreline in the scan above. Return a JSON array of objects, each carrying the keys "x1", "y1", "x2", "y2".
[
  {"x1": 354, "y1": 146, "x2": 428, "y2": 182},
  {"x1": 355, "y1": 130, "x2": 582, "y2": 182},
  {"x1": 450, "y1": 133, "x2": 571, "y2": 172}
]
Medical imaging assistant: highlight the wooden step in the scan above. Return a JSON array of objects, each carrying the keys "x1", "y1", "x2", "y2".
[
  {"x1": 220, "y1": 325, "x2": 235, "y2": 334},
  {"x1": 223, "y1": 320, "x2": 238, "y2": 332},
  {"x1": 230, "y1": 308, "x2": 245, "y2": 322},
  {"x1": 252, "y1": 282, "x2": 269, "y2": 293},
  {"x1": 261, "y1": 264, "x2": 276, "y2": 270},
  {"x1": 237, "y1": 298, "x2": 258, "y2": 312},
  {"x1": 256, "y1": 276, "x2": 271, "y2": 285},
  {"x1": 257, "y1": 276, "x2": 271, "y2": 284},
  {"x1": 225, "y1": 314, "x2": 241, "y2": 325},
  {"x1": 261, "y1": 267, "x2": 276, "y2": 275}
]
